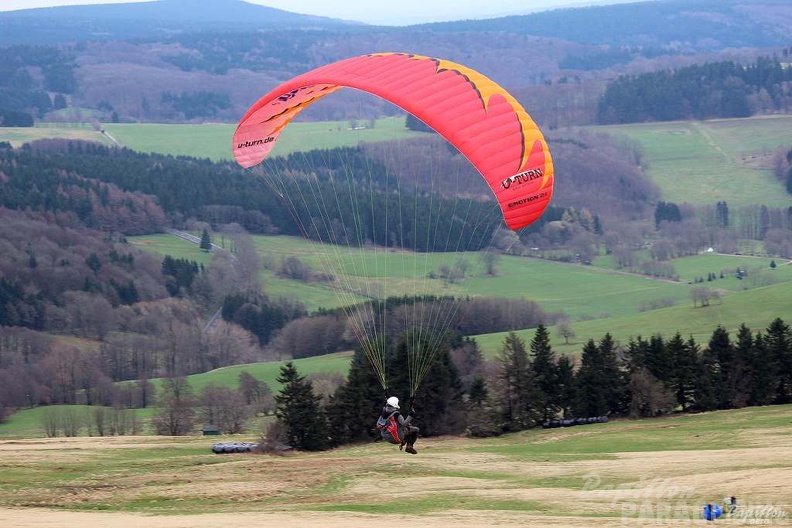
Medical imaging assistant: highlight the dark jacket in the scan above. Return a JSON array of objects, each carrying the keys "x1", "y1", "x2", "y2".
[{"x1": 376, "y1": 404, "x2": 412, "y2": 444}]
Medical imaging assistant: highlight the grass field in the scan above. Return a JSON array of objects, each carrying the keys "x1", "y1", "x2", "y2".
[
  {"x1": 0, "y1": 123, "x2": 113, "y2": 148},
  {"x1": 152, "y1": 351, "x2": 353, "y2": 395},
  {"x1": 476, "y1": 280, "x2": 792, "y2": 357},
  {"x1": 593, "y1": 115, "x2": 792, "y2": 207},
  {"x1": 132, "y1": 233, "x2": 692, "y2": 319},
  {"x1": 0, "y1": 404, "x2": 789, "y2": 526},
  {"x1": 102, "y1": 116, "x2": 419, "y2": 161},
  {"x1": 129, "y1": 232, "x2": 792, "y2": 359}
]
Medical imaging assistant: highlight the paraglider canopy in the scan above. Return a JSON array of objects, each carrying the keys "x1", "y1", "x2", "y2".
[{"x1": 233, "y1": 52, "x2": 553, "y2": 231}]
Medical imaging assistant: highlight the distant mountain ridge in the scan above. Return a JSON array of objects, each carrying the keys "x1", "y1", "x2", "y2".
[
  {"x1": 1, "y1": 0, "x2": 790, "y2": 48},
  {"x1": 417, "y1": 0, "x2": 792, "y2": 48},
  {"x1": 0, "y1": 0, "x2": 359, "y2": 44},
  {"x1": 6, "y1": 0, "x2": 347, "y2": 23}
]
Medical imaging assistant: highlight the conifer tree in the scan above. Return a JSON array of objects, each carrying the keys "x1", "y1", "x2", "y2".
[
  {"x1": 693, "y1": 345, "x2": 718, "y2": 412},
  {"x1": 468, "y1": 376, "x2": 488, "y2": 407},
  {"x1": 325, "y1": 348, "x2": 384, "y2": 446},
  {"x1": 574, "y1": 339, "x2": 606, "y2": 417},
  {"x1": 199, "y1": 228, "x2": 212, "y2": 252},
  {"x1": 555, "y1": 355, "x2": 576, "y2": 419},
  {"x1": 667, "y1": 333, "x2": 698, "y2": 411},
  {"x1": 530, "y1": 324, "x2": 559, "y2": 422},
  {"x1": 465, "y1": 374, "x2": 501, "y2": 438},
  {"x1": 747, "y1": 332, "x2": 776, "y2": 406},
  {"x1": 731, "y1": 324, "x2": 755, "y2": 407},
  {"x1": 765, "y1": 318, "x2": 792, "y2": 404},
  {"x1": 598, "y1": 333, "x2": 630, "y2": 415},
  {"x1": 645, "y1": 334, "x2": 672, "y2": 382},
  {"x1": 275, "y1": 362, "x2": 328, "y2": 451},
  {"x1": 497, "y1": 332, "x2": 536, "y2": 431},
  {"x1": 708, "y1": 325, "x2": 738, "y2": 409}
]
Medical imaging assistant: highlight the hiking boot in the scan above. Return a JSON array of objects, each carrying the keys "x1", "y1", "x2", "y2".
[
  {"x1": 405, "y1": 446, "x2": 417, "y2": 454},
  {"x1": 399, "y1": 441, "x2": 405, "y2": 451}
]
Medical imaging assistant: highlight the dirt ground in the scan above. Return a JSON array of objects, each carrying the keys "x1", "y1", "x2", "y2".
[
  {"x1": 0, "y1": 508, "x2": 679, "y2": 527},
  {"x1": 1, "y1": 427, "x2": 790, "y2": 527}
]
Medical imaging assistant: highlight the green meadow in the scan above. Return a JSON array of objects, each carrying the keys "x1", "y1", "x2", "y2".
[
  {"x1": 130, "y1": 233, "x2": 792, "y2": 360},
  {"x1": 2, "y1": 117, "x2": 419, "y2": 161},
  {"x1": 0, "y1": 123, "x2": 113, "y2": 148},
  {"x1": 593, "y1": 115, "x2": 792, "y2": 207},
  {"x1": 102, "y1": 116, "x2": 419, "y2": 161},
  {"x1": 151, "y1": 351, "x2": 353, "y2": 395},
  {"x1": 476, "y1": 280, "x2": 792, "y2": 357},
  {"x1": 0, "y1": 405, "x2": 158, "y2": 439}
]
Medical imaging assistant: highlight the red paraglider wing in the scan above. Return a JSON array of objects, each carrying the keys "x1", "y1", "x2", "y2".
[{"x1": 233, "y1": 52, "x2": 553, "y2": 231}]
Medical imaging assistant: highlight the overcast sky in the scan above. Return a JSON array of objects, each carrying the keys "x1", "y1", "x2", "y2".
[{"x1": 0, "y1": 0, "x2": 638, "y2": 25}]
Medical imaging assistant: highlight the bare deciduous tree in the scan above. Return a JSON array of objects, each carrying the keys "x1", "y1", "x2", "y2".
[
  {"x1": 203, "y1": 321, "x2": 259, "y2": 370},
  {"x1": 479, "y1": 249, "x2": 502, "y2": 276},
  {"x1": 199, "y1": 384, "x2": 250, "y2": 434},
  {"x1": 556, "y1": 320, "x2": 576, "y2": 345},
  {"x1": 153, "y1": 377, "x2": 195, "y2": 436}
]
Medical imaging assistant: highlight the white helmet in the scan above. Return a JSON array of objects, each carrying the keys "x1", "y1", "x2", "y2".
[{"x1": 386, "y1": 396, "x2": 400, "y2": 409}]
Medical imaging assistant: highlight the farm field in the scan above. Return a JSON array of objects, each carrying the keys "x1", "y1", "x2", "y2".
[
  {"x1": 132, "y1": 232, "x2": 699, "y2": 320},
  {"x1": 0, "y1": 123, "x2": 113, "y2": 148},
  {"x1": 102, "y1": 116, "x2": 420, "y2": 161},
  {"x1": 592, "y1": 115, "x2": 792, "y2": 207},
  {"x1": 130, "y1": 232, "x2": 792, "y2": 358},
  {"x1": 0, "y1": 404, "x2": 789, "y2": 527},
  {"x1": 476, "y1": 280, "x2": 792, "y2": 357}
]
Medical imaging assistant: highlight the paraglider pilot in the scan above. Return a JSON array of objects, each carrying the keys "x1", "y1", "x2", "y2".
[{"x1": 377, "y1": 396, "x2": 419, "y2": 454}]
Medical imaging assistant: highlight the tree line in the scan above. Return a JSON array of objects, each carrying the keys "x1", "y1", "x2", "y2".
[
  {"x1": 271, "y1": 316, "x2": 792, "y2": 450},
  {"x1": 32, "y1": 315, "x2": 789, "y2": 448},
  {"x1": 597, "y1": 56, "x2": 792, "y2": 124}
]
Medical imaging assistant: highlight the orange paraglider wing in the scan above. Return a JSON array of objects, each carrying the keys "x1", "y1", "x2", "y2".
[{"x1": 233, "y1": 52, "x2": 553, "y2": 231}]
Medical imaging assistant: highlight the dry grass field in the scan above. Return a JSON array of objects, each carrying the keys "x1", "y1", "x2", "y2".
[{"x1": 1, "y1": 405, "x2": 790, "y2": 527}]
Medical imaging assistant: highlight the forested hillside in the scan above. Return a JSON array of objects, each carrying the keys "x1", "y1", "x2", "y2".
[
  {"x1": 0, "y1": 141, "x2": 166, "y2": 233},
  {"x1": 598, "y1": 54, "x2": 792, "y2": 123},
  {"x1": 0, "y1": 46, "x2": 75, "y2": 125}
]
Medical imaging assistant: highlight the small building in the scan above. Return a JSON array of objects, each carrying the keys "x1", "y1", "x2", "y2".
[{"x1": 202, "y1": 424, "x2": 221, "y2": 436}]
